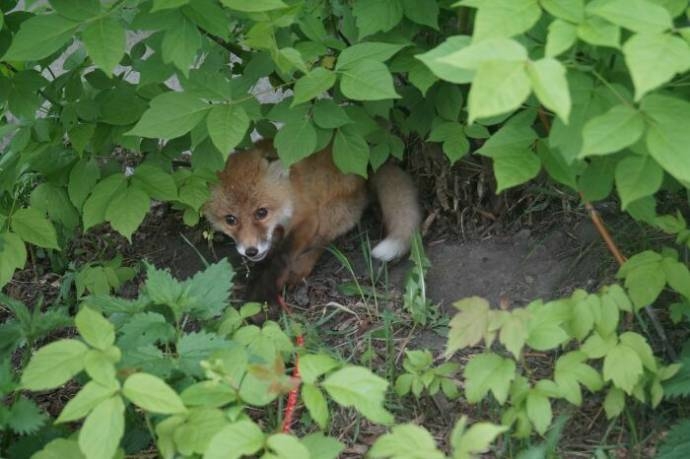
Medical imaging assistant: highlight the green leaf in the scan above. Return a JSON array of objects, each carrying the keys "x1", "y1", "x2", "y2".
[
  {"x1": 428, "y1": 122, "x2": 469, "y2": 163},
  {"x1": 369, "y1": 424, "x2": 445, "y2": 459},
  {"x1": 455, "y1": 421, "x2": 508, "y2": 457},
  {"x1": 302, "y1": 433, "x2": 344, "y2": 459},
  {"x1": 2, "y1": 14, "x2": 79, "y2": 61},
  {"x1": 577, "y1": 16, "x2": 620, "y2": 48},
  {"x1": 181, "y1": 381, "x2": 236, "y2": 407},
  {"x1": 56, "y1": 381, "x2": 118, "y2": 423},
  {"x1": 623, "y1": 259, "x2": 665, "y2": 309},
  {"x1": 615, "y1": 155, "x2": 663, "y2": 209},
  {"x1": 292, "y1": 68, "x2": 336, "y2": 106},
  {"x1": 82, "y1": 18, "x2": 125, "y2": 76},
  {"x1": 536, "y1": 141, "x2": 577, "y2": 189},
  {"x1": 105, "y1": 185, "x2": 150, "y2": 241},
  {"x1": 205, "y1": 420, "x2": 265, "y2": 459},
  {"x1": 446, "y1": 297, "x2": 491, "y2": 356},
  {"x1": 128, "y1": 91, "x2": 211, "y2": 140},
  {"x1": 333, "y1": 127, "x2": 369, "y2": 177},
  {"x1": 82, "y1": 174, "x2": 126, "y2": 230},
  {"x1": 466, "y1": 0, "x2": 542, "y2": 41},
  {"x1": 468, "y1": 60, "x2": 531, "y2": 123},
  {"x1": 78, "y1": 396, "x2": 125, "y2": 459},
  {"x1": 153, "y1": 0, "x2": 190, "y2": 10},
  {"x1": 661, "y1": 258, "x2": 690, "y2": 299},
  {"x1": 657, "y1": 420, "x2": 690, "y2": 459},
  {"x1": 526, "y1": 391, "x2": 552, "y2": 435},
  {"x1": 174, "y1": 408, "x2": 228, "y2": 456},
  {"x1": 50, "y1": 0, "x2": 101, "y2": 20},
  {"x1": 353, "y1": 0, "x2": 404, "y2": 38},
  {"x1": 220, "y1": 0, "x2": 287, "y2": 12},
  {"x1": 31, "y1": 183, "x2": 79, "y2": 230},
  {"x1": 416, "y1": 36, "x2": 474, "y2": 84},
  {"x1": 302, "y1": 383, "x2": 329, "y2": 429},
  {"x1": 499, "y1": 309, "x2": 529, "y2": 359},
  {"x1": 587, "y1": 0, "x2": 673, "y2": 33},
  {"x1": 182, "y1": 258, "x2": 234, "y2": 319},
  {"x1": 206, "y1": 104, "x2": 249, "y2": 157},
  {"x1": 546, "y1": 19, "x2": 578, "y2": 58},
  {"x1": 336, "y1": 42, "x2": 406, "y2": 70},
  {"x1": 402, "y1": 0, "x2": 438, "y2": 29},
  {"x1": 122, "y1": 373, "x2": 187, "y2": 414},
  {"x1": 75, "y1": 307, "x2": 115, "y2": 350},
  {"x1": 603, "y1": 343, "x2": 643, "y2": 394},
  {"x1": 642, "y1": 95, "x2": 690, "y2": 183},
  {"x1": 0, "y1": 232, "x2": 26, "y2": 288},
  {"x1": 464, "y1": 352, "x2": 516, "y2": 404},
  {"x1": 8, "y1": 396, "x2": 48, "y2": 434},
  {"x1": 437, "y1": 37, "x2": 527, "y2": 71},
  {"x1": 299, "y1": 354, "x2": 340, "y2": 384},
  {"x1": 624, "y1": 33, "x2": 690, "y2": 101},
  {"x1": 541, "y1": 0, "x2": 584, "y2": 23},
  {"x1": 554, "y1": 351, "x2": 603, "y2": 405},
  {"x1": 526, "y1": 58, "x2": 570, "y2": 122},
  {"x1": 21, "y1": 339, "x2": 88, "y2": 390},
  {"x1": 339, "y1": 59, "x2": 399, "y2": 101},
  {"x1": 274, "y1": 118, "x2": 318, "y2": 167},
  {"x1": 183, "y1": 0, "x2": 229, "y2": 39},
  {"x1": 603, "y1": 387, "x2": 625, "y2": 418},
  {"x1": 10, "y1": 207, "x2": 59, "y2": 250},
  {"x1": 132, "y1": 164, "x2": 178, "y2": 201},
  {"x1": 579, "y1": 104, "x2": 645, "y2": 157},
  {"x1": 312, "y1": 100, "x2": 351, "y2": 129},
  {"x1": 479, "y1": 146, "x2": 541, "y2": 193},
  {"x1": 162, "y1": 16, "x2": 202, "y2": 77},
  {"x1": 322, "y1": 366, "x2": 394, "y2": 424},
  {"x1": 265, "y1": 433, "x2": 310, "y2": 458}
]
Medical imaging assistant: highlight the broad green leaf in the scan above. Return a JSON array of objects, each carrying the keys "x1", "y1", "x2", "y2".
[
  {"x1": 82, "y1": 18, "x2": 125, "y2": 76},
  {"x1": 173, "y1": 408, "x2": 228, "y2": 456},
  {"x1": 369, "y1": 424, "x2": 445, "y2": 459},
  {"x1": 464, "y1": 352, "x2": 516, "y2": 404},
  {"x1": 182, "y1": 0, "x2": 230, "y2": 40},
  {"x1": 204, "y1": 420, "x2": 265, "y2": 459},
  {"x1": 437, "y1": 37, "x2": 527, "y2": 70},
  {"x1": 153, "y1": 0, "x2": 189, "y2": 10},
  {"x1": 78, "y1": 396, "x2": 125, "y2": 459},
  {"x1": 541, "y1": 0, "x2": 584, "y2": 23},
  {"x1": 479, "y1": 146, "x2": 541, "y2": 193},
  {"x1": 162, "y1": 16, "x2": 201, "y2": 77},
  {"x1": 333, "y1": 126, "x2": 369, "y2": 177},
  {"x1": 82, "y1": 174, "x2": 126, "y2": 231},
  {"x1": 603, "y1": 343, "x2": 643, "y2": 394},
  {"x1": 10, "y1": 207, "x2": 59, "y2": 249},
  {"x1": 604, "y1": 387, "x2": 625, "y2": 418},
  {"x1": 292, "y1": 68, "x2": 336, "y2": 106},
  {"x1": 648, "y1": 0, "x2": 687, "y2": 16},
  {"x1": 620, "y1": 332, "x2": 657, "y2": 371},
  {"x1": 322, "y1": 366, "x2": 394, "y2": 424},
  {"x1": 0, "y1": 232, "x2": 26, "y2": 288},
  {"x1": 402, "y1": 0, "x2": 439, "y2": 29},
  {"x1": 302, "y1": 433, "x2": 344, "y2": 459},
  {"x1": 499, "y1": 309, "x2": 529, "y2": 359},
  {"x1": 587, "y1": 0, "x2": 673, "y2": 33},
  {"x1": 50, "y1": 0, "x2": 101, "y2": 20},
  {"x1": 554, "y1": 352, "x2": 603, "y2": 405},
  {"x1": 265, "y1": 433, "x2": 310, "y2": 458},
  {"x1": 68, "y1": 123, "x2": 96, "y2": 154},
  {"x1": 206, "y1": 104, "x2": 249, "y2": 157},
  {"x1": 128, "y1": 91, "x2": 211, "y2": 140},
  {"x1": 466, "y1": 0, "x2": 542, "y2": 41},
  {"x1": 299, "y1": 354, "x2": 340, "y2": 384},
  {"x1": 455, "y1": 421, "x2": 508, "y2": 457},
  {"x1": 416, "y1": 36, "x2": 474, "y2": 84},
  {"x1": 623, "y1": 33, "x2": 690, "y2": 100},
  {"x1": 546, "y1": 19, "x2": 578, "y2": 57},
  {"x1": 32, "y1": 439, "x2": 85, "y2": 459},
  {"x1": 56, "y1": 381, "x2": 118, "y2": 423},
  {"x1": 302, "y1": 384, "x2": 329, "y2": 429},
  {"x1": 526, "y1": 391, "x2": 552, "y2": 435},
  {"x1": 642, "y1": 95, "x2": 690, "y2": 183},
  {"x1": 105, "y1": 185, "x2": 150, "y2": 241},
  {"x1": 446, "y1": 297, "x2": 491, "y2": 356},
  {"x1": 220, "y1": 0, "x2": 287, "y2": 12},
  {"x1": 577, "y1": 157, "x2": 615, "y2": 201},
  {"x1": 336, "y1": 42, "x2": 406, "y2": 70},
  {"x1": 579, "y1": 104, "x2": 645, "y2": 157},
  {"x1": 661, "y1": 258, "x2": 690, "y2": 299},
  {"x1": 526, "y1": 58, "x2": 571, "y2": 122},
  {"x1": 339, "y1": 59, "x2": 399, "y2": 101},
  {"x1": 312, "y1": 100, "x2": 351, "y2": 129},
  {"x1": 181, "y1": 381, "x2": 236, "y2": 407},
  {"x1": 468, "y1": 60, "x2": 531, "y2": 123},
  {"x1": 274, "y1": 118, "x2": 318, "y2": 167},
  {"x1": 132, "y1": 164, "x2": 178, "y2": 201},
  {"x1": 537, "y1": 141, "x2": 578, "y2": 189},
  {"x1": 68, "y1": 159, "x2": 101, "y2": 210},
  {"x1": 21, "y1": 339, "x2": 88, "y2": 390},
  {"x1": 84, "y1": 348, "x2": 119, "y2": 386},
  {"x1": 428, "y1": 122, "x2": 469, "y2": 163},
  {"x1": 577, "y1": 16, "x2": 620, "y2": 48},
  {"x1": 353, "y1": 0, "x2": 404, "y2": 38},
  {"x1": 75, "y1": 307, "x2": 115, "y2": 350},
  {"x1": 2, "y1": 14, "x2": 79, "y2": 61},
  {"x1": 622, "y1": 256, "x2": 665, "y2": 309},
  {"x1": 123, "y1": 373, "x2": 187, "y2": 414},
  {"x1": 615, "y1": 155, "x2": 663, "y2": 209}
]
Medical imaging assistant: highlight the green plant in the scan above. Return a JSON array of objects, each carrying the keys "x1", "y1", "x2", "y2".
[{"x1": 394, "y1": 348, "x2": 460, "y2": 399}]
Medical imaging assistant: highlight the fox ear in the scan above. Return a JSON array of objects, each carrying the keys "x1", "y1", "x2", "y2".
[{"x1": 267, "y1": 159, "x2": 289, "y2": 180}]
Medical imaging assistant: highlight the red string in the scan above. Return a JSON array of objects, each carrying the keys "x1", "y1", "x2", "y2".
[{"x1": 277, "y1": 295, "x2": 304, "y2": 433}]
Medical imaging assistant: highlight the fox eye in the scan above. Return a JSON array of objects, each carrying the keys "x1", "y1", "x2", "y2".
[
  {"x1": 225, "y1": 214, "x2": 238, "y2": 226},
  {"x1": 255, "y1": 208, "x2": 268, "y2": 220}
]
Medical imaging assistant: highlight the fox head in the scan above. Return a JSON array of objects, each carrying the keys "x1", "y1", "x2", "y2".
[{"x1": 204, "y1": 147, "x2": 293, "y2": 262}]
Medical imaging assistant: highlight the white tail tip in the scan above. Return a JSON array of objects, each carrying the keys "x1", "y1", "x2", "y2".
[{"x1": 372, "y1": 238, "x2": 407, "y2": 262}]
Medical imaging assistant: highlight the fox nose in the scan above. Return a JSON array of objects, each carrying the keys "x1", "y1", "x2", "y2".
[{"x1": 245, "y1": 247, "x2": 258, "y2": 257}]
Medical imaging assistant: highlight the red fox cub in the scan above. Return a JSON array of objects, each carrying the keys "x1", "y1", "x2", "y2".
[{"x1": 205, "y1": 139, "x2": 421, "y2": 309}]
